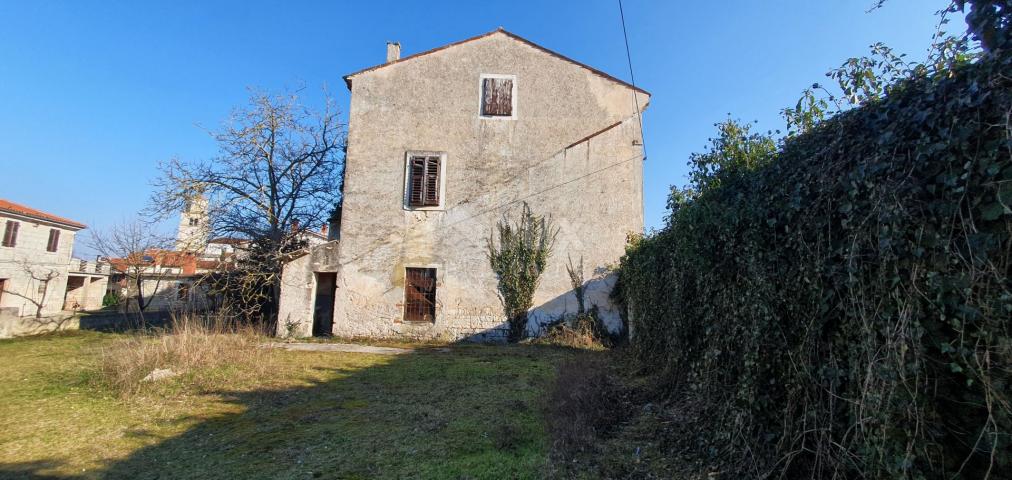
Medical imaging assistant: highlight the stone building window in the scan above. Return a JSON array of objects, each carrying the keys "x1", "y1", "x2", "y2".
[
  {"x1": 46, "y1": 229, "x2": 60, "y2": 252},
  {"x1": 2, "y1": 221, "x2": 18, "y2": 248},
  {"x1": 404, "y1": 267, "x2": 436, "y2": 322},
  {"x1": 189, "y1": 217, "x2": 199, "y2": 226},
  {"x1": 479, "y1": 74, "x2": 516, "y2": 118},
  {"x1": 403, "y1": 152, "x2": 446, "y2": 209}
]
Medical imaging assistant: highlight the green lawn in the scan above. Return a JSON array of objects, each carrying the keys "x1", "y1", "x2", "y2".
[{"x1": 0, "y1": 331, "x2": 573, "y2": 479}]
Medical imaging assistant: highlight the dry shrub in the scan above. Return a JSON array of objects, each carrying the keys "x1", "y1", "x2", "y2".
[
  {"x1": 534, "y1": 312, "x2": 613, "y2": 350},
  {"x1": 100, "y1": 313, "x2": 277, "y2": 396},
  {"x1": 547, "y1": 356, "x2": 629, "y2": 456}
]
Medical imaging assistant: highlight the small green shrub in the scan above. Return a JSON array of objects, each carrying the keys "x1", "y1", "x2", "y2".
[{"x1": 101, "y1": 291, "x2": 121, "y2": 308}]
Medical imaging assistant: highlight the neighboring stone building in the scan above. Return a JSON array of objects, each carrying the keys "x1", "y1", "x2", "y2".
[
  {"x1": 277, "y1": 28, "x2": 648, "y2": 340},
  {"x1": 0, "y1": 199, "x2": 109, "y2": 337},
  {"x1": 110, "y1": 197, "x2": 329, "y2": 312}
]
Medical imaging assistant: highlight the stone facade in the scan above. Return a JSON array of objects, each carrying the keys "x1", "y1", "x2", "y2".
[
  {"x1": 0, "y1": 199, "x2": 109, "y2": 337},
  {"x1": 277, "y1": 29, "x2": 648, "y2": 341}
]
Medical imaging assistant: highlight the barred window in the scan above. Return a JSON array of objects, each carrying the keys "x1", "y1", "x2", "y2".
[{"x1": 404, "y1": 267, "x2": 436, "y2": 322}]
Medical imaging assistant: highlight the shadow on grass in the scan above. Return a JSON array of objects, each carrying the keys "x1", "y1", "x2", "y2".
[{"x1": 0, "y1": 343, "x2": 576, "y2": 480}]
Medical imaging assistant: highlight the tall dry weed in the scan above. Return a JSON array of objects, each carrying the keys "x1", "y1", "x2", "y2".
[{"x1": 100, "y1": 313, "x2": 277, "y2": 396}]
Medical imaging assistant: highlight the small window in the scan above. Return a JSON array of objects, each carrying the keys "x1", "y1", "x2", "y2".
[
  {"x1": 404, "y1": 267, "x2": 436, "y2": 322},
  {"x1": 481, "y1": 75, "x2": 515, "y2": 117},
  {"x1": 2, "y1": 221, "x2": 18, "y2": 248},
  {"x1": 404, "y1": 153, "x2": 445, "y2": 208},
  {"x1": 46, "y1": 229, "x2": 60, "y2": 252},
  {"x1": 189, "y1": 217, "x2": 199, "y2": 226},
  {"x1": 177, "y1": 283, "x2": 190, "y2": 301}
]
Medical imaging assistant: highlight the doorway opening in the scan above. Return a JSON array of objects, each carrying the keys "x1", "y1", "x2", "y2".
[{"x1": 312, "y1": 272, "x2": 336, "y2": 336}]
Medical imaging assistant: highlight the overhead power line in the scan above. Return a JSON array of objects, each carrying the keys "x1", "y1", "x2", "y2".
[
  {"x1": 440, "y1": 151, "x2": 645, "y2": 231},
  {"x1": 618, "y1": 0, "x2": 647, "y2": 161}
]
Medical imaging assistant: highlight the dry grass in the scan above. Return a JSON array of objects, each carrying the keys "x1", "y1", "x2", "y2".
[
  {"x1": 99, "y1": 313, "x2": 277, "y2": 396},
  {"x1": 546, "y1": 355, "x2": 630, "y2": 456},
  {"x1": 532, "y1": 314, "x2": 612, "y2": 350},
  {"x1": 0, "y1": 331, "x2": 570, "y2": 479}
]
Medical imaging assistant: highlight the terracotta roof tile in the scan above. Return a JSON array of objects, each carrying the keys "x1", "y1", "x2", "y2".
[{"x1": 0, "y1": 198, "x2": 86, "y2": 229}]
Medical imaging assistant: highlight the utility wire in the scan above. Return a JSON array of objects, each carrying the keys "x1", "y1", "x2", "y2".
[
  {"x1": 618, "y1": 0, "x2": 647, "y2": 161},
  {"x1": 440, "y1": 151, "x2": 645, "y2": 230}
]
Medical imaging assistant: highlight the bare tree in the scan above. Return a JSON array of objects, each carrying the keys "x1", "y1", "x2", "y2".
[
  {"x1": 149, "y1": 91, "x2": 345, "y2": 327},
  {"x1": 89, "y1": 218, "x2": 174, "y2": 322},
  {"x1": 5, "y1": 260, "x2": 62, "y2": 319}
]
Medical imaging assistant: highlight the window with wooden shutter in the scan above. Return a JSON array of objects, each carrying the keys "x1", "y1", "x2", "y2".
[
  {"x1": 481, "y1": 76, "x2": 514, "y2": 117},
  {"x1": 46, "y1": 229, "x2": 60, "y2": 252},
  {"x1": 404, "y1": 267, "x2": 436, "y2": 322},
  {"x1": 405, "y1": 153, "x2": 443, "y2": 208},
  {"x1": 2, "y1": 221, "x2": 18, "y2": 248}
]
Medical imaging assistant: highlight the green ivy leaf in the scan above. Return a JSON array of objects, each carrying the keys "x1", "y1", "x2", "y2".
[{"x1": 980, "y1": 201, "x2": 1009, "y2": 221}]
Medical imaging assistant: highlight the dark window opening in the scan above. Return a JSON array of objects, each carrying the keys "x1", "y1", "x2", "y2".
[
  {"x1": 189, "y1": 217, "x2": 199, "y2": 226},
  {"x1": 407, "y1": 155, "x2": 441, "y2": 207},
  {"x1": 177, "y1": 283, "x2": 190, "y2": 301},
  {"x1": 481, "y1": 77, "x2": 513, "y2": 116},
  {"x1": 46, "y1": 229, "x2": 60, "y2": 252},
  {"x1": 2, "y1": 221, "x2": 18, "y2": 248},
  {"x1": 404, "y1": 267, "x2": 436, "y2": 322}
]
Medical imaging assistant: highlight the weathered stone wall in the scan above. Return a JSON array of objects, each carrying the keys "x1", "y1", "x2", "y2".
[{"x1": 330, "y1": 32, "x2": 647, "y2": 341}]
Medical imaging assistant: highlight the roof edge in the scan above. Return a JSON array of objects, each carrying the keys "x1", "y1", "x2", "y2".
[
  {"x1": 0, "y1": 199, "x2": 87, "y2": 230},
  {"x1": 343, "y1": 28, "x2": 650, "y2": 97}
]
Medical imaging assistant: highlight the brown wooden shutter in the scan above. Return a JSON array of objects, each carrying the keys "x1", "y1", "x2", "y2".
[
  {"x1": 46, "y1": 229, "x2": 60, "y2": 252},
  {"x1": 408, "y1": 157, "x2": 426, "y2": 206},
  {"x1": 423, "y1": 156, "x2": 440, "y2": 206},
  {"x1": 482, "y1": 77, "x2": 513, "y2": 116},
  {"x1": 2, "y1": 221, "x2": 17, "y2": 248},
  {"x1": 404, "y1": 267, "x2": 436, "y2": 322}
]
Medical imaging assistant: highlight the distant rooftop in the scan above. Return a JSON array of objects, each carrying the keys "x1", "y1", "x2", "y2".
[{"x1": 0, "y1": 198, "x2": 86, "y2": 229}]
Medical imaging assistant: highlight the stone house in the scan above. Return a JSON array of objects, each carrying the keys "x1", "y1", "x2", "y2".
[
  {"x1": 0, "y1": 199, "x2": 109, "y2": 337},
  {"x1": 277, "y1": 28, "x2": 648, "y2": 340}
]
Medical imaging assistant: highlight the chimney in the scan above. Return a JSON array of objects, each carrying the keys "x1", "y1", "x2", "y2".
[
  {"x1": 321, "y1": 224, "x2": 328, "y2": 236},
  {"x1": 291, "y1": 219, "x2": 300, "y2": 233},
  {"x1": 386, "y1": 42, "x2": 401, "y2": 63}
]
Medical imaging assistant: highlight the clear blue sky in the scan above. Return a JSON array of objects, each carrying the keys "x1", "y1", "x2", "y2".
[{"x1": 0, "y1": 0, "x2": 951, "y2": 256}]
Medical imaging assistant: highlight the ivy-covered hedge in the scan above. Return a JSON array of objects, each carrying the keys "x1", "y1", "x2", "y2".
[{"x1": 617, "y1": 53, "x2": 1011, "y2": 477}]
